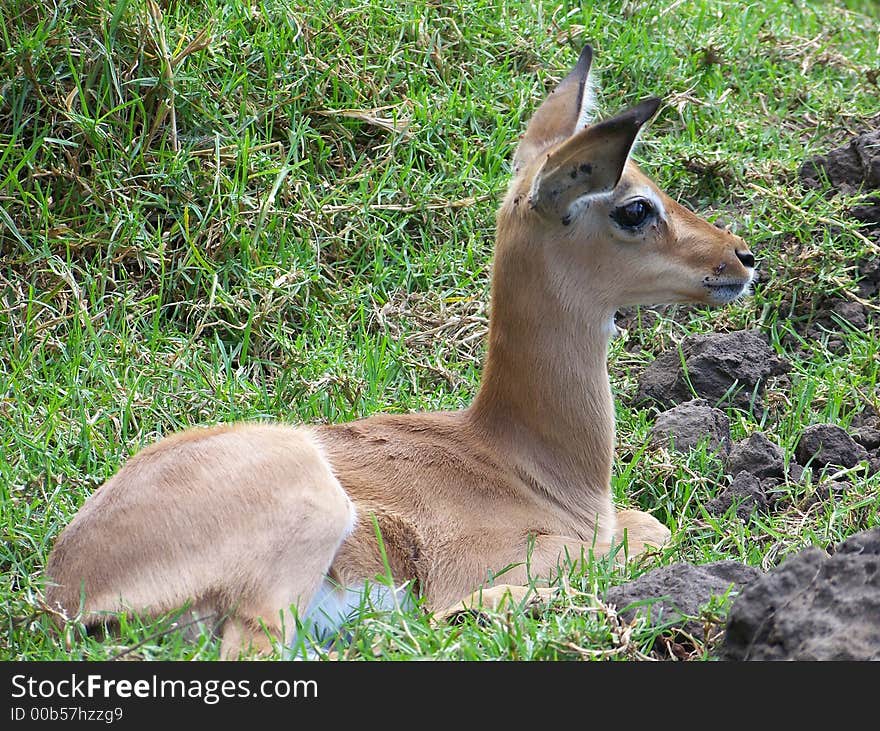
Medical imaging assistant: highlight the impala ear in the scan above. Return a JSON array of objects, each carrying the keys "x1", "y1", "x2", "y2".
[
  {"x1": 513, "y1": 45, "x2": 595, "y2": 174},
  {"x1": 528, "y1": 97, "x2": 661, "y2": 219}
]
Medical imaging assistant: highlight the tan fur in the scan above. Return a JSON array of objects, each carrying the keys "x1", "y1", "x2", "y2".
[{"x1": 44, "y1": 46, "x2": 755, "y2": 658}]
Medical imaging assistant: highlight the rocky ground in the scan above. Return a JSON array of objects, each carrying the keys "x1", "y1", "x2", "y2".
[
  {"x1": 605, "y1": 128, "x2": 880, "y2": 661},
  {"x1": 723, "y1": 528, "x2": 880, "y2": 660}
]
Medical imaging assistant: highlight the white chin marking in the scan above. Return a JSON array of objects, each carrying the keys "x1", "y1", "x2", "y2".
[{"x1": 706, "y1": 283, "x2": 747, "y2": 304}]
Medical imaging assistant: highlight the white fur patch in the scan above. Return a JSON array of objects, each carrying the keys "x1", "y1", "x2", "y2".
[
  {"x1": 605, "y1": 314, "x2": 621, "y2": 340},
  {"x1": 297, "y1": 578, "x2": 415, "y2": 648},
  {"x1": 568, "y1": 184, "x2": 665, "y2": 230},
  {"x1": 638, "y1": 186, "x2": 666, "y2": 222},
  {"x1": 564, "y1": 193, "x2": 592, "y2": 221},
  {"x1": 576, "y1": 71, "x2": 598, "y2": 131}
]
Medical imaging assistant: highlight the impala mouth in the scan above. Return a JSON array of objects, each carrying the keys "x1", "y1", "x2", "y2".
[{"x1": 703, "y1": 277, "x2": 752, "y2": 304}]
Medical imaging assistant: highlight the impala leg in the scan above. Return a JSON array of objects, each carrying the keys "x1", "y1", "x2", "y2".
[
  {"x1": 436, "y1": 535, "x2": 608, "y2": 621},
  {"x1": 45, "y1": 425, "x2": 358, "y2": 661},
  {"x1": 219, "y1": 503, "x2": 356, "y2": 660},
  {"x1": 438, "y1": 585, "x2": 557, "y2": 620},
  {"x1": 438, "y1": 516, "x2": 670, "y2": 621},
  {"x1": 613, "y1": 509, "x2": 671, "y2": 557}
]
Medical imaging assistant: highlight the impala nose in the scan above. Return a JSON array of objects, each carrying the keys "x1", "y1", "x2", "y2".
[{"x1": 735, "y1": 249, "x2": 755, "y2": 269}]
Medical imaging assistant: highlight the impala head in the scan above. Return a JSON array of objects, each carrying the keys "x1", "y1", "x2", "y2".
[{"x1": 499, "y1": 45, "x2": 755, "y2": 312}]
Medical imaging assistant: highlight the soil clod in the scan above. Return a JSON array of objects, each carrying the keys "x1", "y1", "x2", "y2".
[
  {"x1": 705, "y1": 471, "x2": 768, "y2": 520},
  {"x1": 794, "y1": 423, "x2": 868, "y2": 471},
  {"x1": 605, "y1": 561, "x2": 762, "y2": 644},
  {"x1": 725, "y1": 432, "x2": 786, "y2": 480},
  {"x1": 635, "y1": 331, "x2": 789, "y2": 411},
  {"x1": 650, "y1": 399, "x2": 730, "y2": 457},
  {"x1": 723, "y1": 528, "x2": 880, "y2": 660}
]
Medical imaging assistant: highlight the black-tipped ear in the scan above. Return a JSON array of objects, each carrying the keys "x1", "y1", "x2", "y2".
[
  {"x1": 609, "y1": 96, "x2": 661, "y2": 130},
  {"x1": 571, "y1": 45, "x2": 594, "y2": 127},
  {"x1": 528, "y1": 97, "x2": 662, "y2": 217},
  {"x1": 513, "y1": 45, "x2": 595, "y2": 173}
]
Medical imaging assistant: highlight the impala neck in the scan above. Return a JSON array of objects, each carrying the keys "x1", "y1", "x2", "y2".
[{"x1": 468, "y1": 222, "x2": 617, "y2": 531}]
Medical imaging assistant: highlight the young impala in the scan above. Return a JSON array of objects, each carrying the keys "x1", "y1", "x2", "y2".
[{"x1": 45, "y1": 46, "x2": 755, "y2": 658}]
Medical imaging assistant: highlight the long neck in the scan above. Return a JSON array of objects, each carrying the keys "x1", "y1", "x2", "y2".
[{"x1": 468, "y1": 222, "x2": 617, "y2": 531}]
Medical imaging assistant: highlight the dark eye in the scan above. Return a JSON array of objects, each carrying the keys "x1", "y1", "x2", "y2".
[{"x1": 611, "y1": 199, "x2": 655, "y2": 229}]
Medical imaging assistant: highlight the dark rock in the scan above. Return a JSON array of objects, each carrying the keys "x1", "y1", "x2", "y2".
[
  {"x1": 829, "y1": 300, "x2": 868, "y2": 330},
  {"x1": 852, "y1": 426, "x2": 880, "y2": 451},
  {"x1": 726, "y1": 432, "x2": 786, "y2": 479},
  {"x1": 635, "y1": 331, "x2": 790, "y2": 411},
  {"x1": 869, "y1": 451, "x2": 880, "y2": 476},
  {"x1": 723, "y1": 528, "x2": 880, "y2": 660},
  {"x1": 759, "y1": 477, "x2": 787, "y2": 507},
  {"x1": 605, "y1": 561, "x2": 762, "y2": 640},
  {"x1": 801, "y1": 298, "x2": 872, "y2": 343},
  {"x1": 851, "y1": 409, "x2": 880, "y2": 429},
  {"x1": 800, "y1": 129, "x2": 880, "y2": 231},
  {"x1": 650, "y1": 399, "x2": 730, "y2": 457},
  {"x1": 850, "y1": 193, "x2": 880, "y2": 227},
  {"x1": 795, "y1": 423, "x2": 868, "y2": 470},
  {"x1": 798, "y1": 129, "x2": 880, "y2": 194},
  {"x1": 705, "y1": 471, "x2": 768, "y2": 520},
  {"x1": 857, "y1": 258, "x2": 880, "y2": 299},
  {"x1": 811, "y1": 480, "x2": 849, "y2": 503},
  {"x1": 826, "y1": 337, "x2": 846, "y2": 354},
  {"x1": 802, "y1": 323, "x2": 824, "y2": 342}
]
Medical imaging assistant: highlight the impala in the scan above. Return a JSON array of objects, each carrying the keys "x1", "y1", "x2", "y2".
[{"x1": 45, "y1": 45, "x2": 755, "y2": 658}]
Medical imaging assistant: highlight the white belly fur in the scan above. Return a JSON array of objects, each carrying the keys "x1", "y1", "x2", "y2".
[{"x1": 298, "y1": 578, "x2": 415, "y2": 646}]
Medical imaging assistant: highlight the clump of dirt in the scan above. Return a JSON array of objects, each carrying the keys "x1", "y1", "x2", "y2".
[
  {"x1": 723, "y1": 528, "x2": 880, "y2": 660},
  {"x1": 851, "y1": 411, "x2": 880, "y2": 474},
  {"x1": 787, "y1": 295, "x2": 874, "y2": 354},
  {"x1": 726, "y1": 432, "x2": 786, "y2": 480},
  {"x1": 810, "y1": 479, "x2": 850, "y2": 503},
  {"x1": 857, "y1": 259, "x2": 880, "y2": 299},
  {"x1": 827, "y1": 299, "x2": 869, "y2": 330},
  {"x1": 795, "y1": 423, "x2": 869, "y2": 471},
  {"x1": 605, "y1": 561, "x2": 762, "y2": 646},
  {"x1": 634, "y1": 331, "x2": 790, "y2": 411},
  {"x1": 799, "y1": 129, "x2": 880, "y2": 193},
  {"x1": 707, "y1": 421, "x2": 877, "y2": 518},
  {"x1": 849, "y1": 194, "x2": 880, "y2": 227},
  {"x1": 649, "y1": 399, "x2": 730, "y2": 458},
  {"x1": 774, "y1": 128, "x2": 880, "y2": 355},
  {"x1": 852, "y1": 426, "x2": 880, "y2": 452},
  {"x1": 706, "y1": 471, "x2": 768, "y2": 520},
  {"x1": 719, "y1": 432, "x2": 799, "y2": 514}
]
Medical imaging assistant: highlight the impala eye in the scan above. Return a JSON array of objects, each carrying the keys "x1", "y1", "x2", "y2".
[{"x1": 611, "y1": 198, "x2": 655, "y2": 229}]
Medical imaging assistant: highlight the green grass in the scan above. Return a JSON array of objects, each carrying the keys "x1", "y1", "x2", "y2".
[{"x1": 2, "y1": 0, "x2": 878, "y2": 660}]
